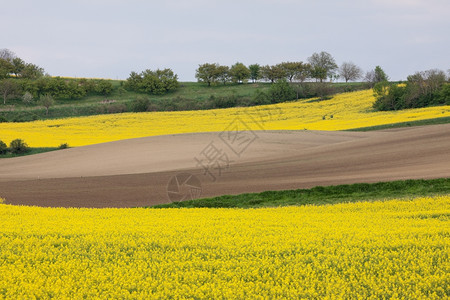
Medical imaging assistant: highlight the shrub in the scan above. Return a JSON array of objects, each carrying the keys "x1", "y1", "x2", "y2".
[
  {"x1": 268, "y1": 79, "x2": 296, "y2": 103},
  {"x1": 0, "y1": 140, "x2": 8, "y2": 154},
  {"x1": 131, "y1": 97, "x2": 150, "y2": 112},
  {"x1": 9, "y1": 139, "x2": 30, "y2": 154},
  {"x1": 252, "y1": 90, "x2": 270, "y2": 105},
  {"x1": 22, "y1": 91, "x2": 34, "y2": 104},
  {"x1": 106, "y1": 103, "x2": 127, "y2": 114},
  {"x1": 58, "y1": 143, "x2": 69, "y2": 149}
]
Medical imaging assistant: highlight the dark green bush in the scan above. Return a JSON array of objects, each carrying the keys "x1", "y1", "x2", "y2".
[
  {"x1": 0, "y1": 140, "x2": 7, "y2": 154},
  {"x1": 9, "y1": 139, "x2": 30, "y2": 154},
  {"x1": 268, "y1": 79, "x2": 296, "y2": 103},
  {"x1": 131, "y1": 97, "x2": 151, "y2": 112}
]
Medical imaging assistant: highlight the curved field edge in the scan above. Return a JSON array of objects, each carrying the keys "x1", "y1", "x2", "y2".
[
  {"x1": 0, "y1": 195, "x2": 448, "y2": 298},
  {"x1": 150, "y1": 178, "x2": 450, "y2": 209},
  {"x1": 1, "y1": 89, "x2": 449, "y2": 147},
  {"x1": 347, "y1": 116, "x2": 450, "y2": 131}
]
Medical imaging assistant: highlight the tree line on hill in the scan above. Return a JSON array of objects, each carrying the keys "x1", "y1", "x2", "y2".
[
  {"x1": 1, "y1": 48, "x2": 448, "y2": 115},
  {"x1": 194, "y1": 52, "x2": 364, "y2": 86},
  {"x1": 0, "y1": 49, "x2": 116, "y2": 108}
]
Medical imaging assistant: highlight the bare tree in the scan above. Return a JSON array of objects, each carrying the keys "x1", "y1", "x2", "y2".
[
  {"x1": 0, "y1": 79, "x2": 19, "y2": 104},
  {"x1": 339, "y1": 62, "x2": 363, "y2": 82},
  {"x1": 0, "y1": 49, "x2": 16, "y2": 62},
  {"x1": 364, "y1": 70, "x2": 376, "y2": 88}
]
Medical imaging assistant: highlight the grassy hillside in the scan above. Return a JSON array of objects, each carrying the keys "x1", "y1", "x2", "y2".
[
  {"x1": 151, "y1": 178, "x2": 450, "y2": 208},
  {"x1": 0, "y1": 81, "x2": 367, "y2": 122}
]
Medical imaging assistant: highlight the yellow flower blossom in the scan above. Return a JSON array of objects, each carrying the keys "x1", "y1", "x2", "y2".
[{"x1": 0, "y1": 195, "x2": 448, "y2": 298}]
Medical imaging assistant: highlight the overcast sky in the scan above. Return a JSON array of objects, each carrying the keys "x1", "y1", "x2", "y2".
[{"x1": 2, "y1": 0, "x2": 449, "y2": 81}]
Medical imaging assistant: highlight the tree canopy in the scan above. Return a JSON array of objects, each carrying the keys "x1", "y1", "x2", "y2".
[{"x1": 307, "y1": 51, "x2": 338, "y2": 82}]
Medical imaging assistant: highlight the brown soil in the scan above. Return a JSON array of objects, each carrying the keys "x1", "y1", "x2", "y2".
[{"x1": 0, "y1": 124, "x2": 449, "y2": 208}]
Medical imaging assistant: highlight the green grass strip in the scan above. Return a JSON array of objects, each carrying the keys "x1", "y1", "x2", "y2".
[
  {"x1": 150, "y1": 178, "x2": 450, "y2": 209},
  {"x1": 0, "y1": 147, "x2": 60, "y2": 158},
  {"x1": 347, "y1": 116, "x2": 450, "y2": 131}
]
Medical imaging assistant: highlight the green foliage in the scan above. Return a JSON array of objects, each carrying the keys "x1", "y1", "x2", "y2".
[
  {"x1": 260, "y1": 65, "x2": 286, "y2": 83},
  {"x1": 348, "y1": 116, "x2": 450, "y2": 131},
  {"x1": 436, "y1": 84, "x2": 450, "y2": 105},
  {"x1": 229, "y1": 62, "x2": 250, "y2": 83},
  {"x1": 279, "y1": 61, "x2": 310, "y2": 82},
  {"x1": 0, "y1": 80, "x2": 368, "y2": 122},
  {"x1": 248, "y1": 64, "x2": 261, "y2": 82},
  {"x1": 58, "y1": 143, "x2": 69, "y2": 149},
  {"x1": 93, "y1": 80, "x2": 113, "y2": 96},
  {"x1": 307, "y1": 51, "x2": 338, "y2": 82},
  {"x1": 373, "y1": 69, "x2": 448, "y2": 111},
  {"x1": 374, "y1": 66, "x2": 389, "y2": 82},
  {"x1": 150, "y1": 178, "x2": 450, "y2": 208},
  {"x1": 268, "y1": 79, "x2": 296, "y2": 103},
  {"x1": 125, "y1": 69, "x2": 179, "y2": 95},
  {"x1": 0, "y1": 48, "x2": 44, "y2": 79},
  {"x1": 0, "y1": 140, "x2": 7, "y2": 154},
  {"x1": 0, "y1": 59, "x2": 13, "y2": 79},
  {"x1": 252, "y1": 89, "x2": 271, "y2": 105},
  {"x1": 207, "y1": 93, "x2": 238, "y2": 108},
  {"x1": 131, "y1": 96, "x2": 151, "y2": 112},
  {"x1": 195, "y1": 63, "x2": 219, "y2": 86},
  {"x1": 9, "y1": 139, "x2": 30, "y2": 154}
]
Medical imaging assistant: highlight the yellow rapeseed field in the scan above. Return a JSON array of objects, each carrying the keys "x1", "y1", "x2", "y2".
[
  {"x1": 0, "y1": 195, "x2": 448, "y2": 298},
  {"x1": 0, "y1": 90, "x2": 449, "y2": 147}
]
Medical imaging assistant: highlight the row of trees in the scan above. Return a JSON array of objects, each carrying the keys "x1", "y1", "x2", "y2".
[
  {"x1": 195, "y1": 52, "x2": 370, "y2": 86},
  {"x1": 0, "y1": 77, "x2": 114, "y2": 105},
  {"x1": 373, "y1": 69, "x2": 449, "y2": 111},
  {"x1": 0, "y1": 49, "x2": 44, "y2": 80}
]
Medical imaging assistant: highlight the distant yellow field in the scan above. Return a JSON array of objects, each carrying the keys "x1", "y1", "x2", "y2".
[
  {"x1": 0, "y1": 195, "x2": 448, "y2": 299},
  {"x1": 1, "y1": 89, "x2": 449, "y2": 147}
]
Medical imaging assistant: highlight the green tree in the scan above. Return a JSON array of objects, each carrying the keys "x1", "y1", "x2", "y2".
[
  {"x1": 126, "y1": 69, "x2": 179, "y2": 94},
  {"x1": 38, "y1": 93, "x2": 55, "y2": 115},
  {"x1": 94, "y1": 80, "x2": 113, "y2": 96},
  {"x1": 279, "y1": 62, "x2": 308, "y2": 82},
  {"x1": 260, "y1": 65, "x2": 286, "y2": 83},
  {"x1": 0, "y1": 59, "x2": 13, "y2": 79},
  {"x1": 21, "y1": 63, "x2": 45, "y2": 79},
  {"x1": 374, "y1": 66, "x2": 389, "y2": 82},
  {"x1": 248, "y1": 64, "x2": 261, "y2": 83},
  {"x1": 229, "y1": 62, "x2": 250, "y2": 83},
  {"x1": 216, "y1": 65, "x2": 230, "y2": 85},
  {"x1": 11, "y1": 57, "x2": 25, "y2": 77},
  {"x1": 307, "y1": 51, "x2": 338, "y2": 82},
  {"x1": 195, "y1": 63, "x2": 219, "y2": 86}
]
